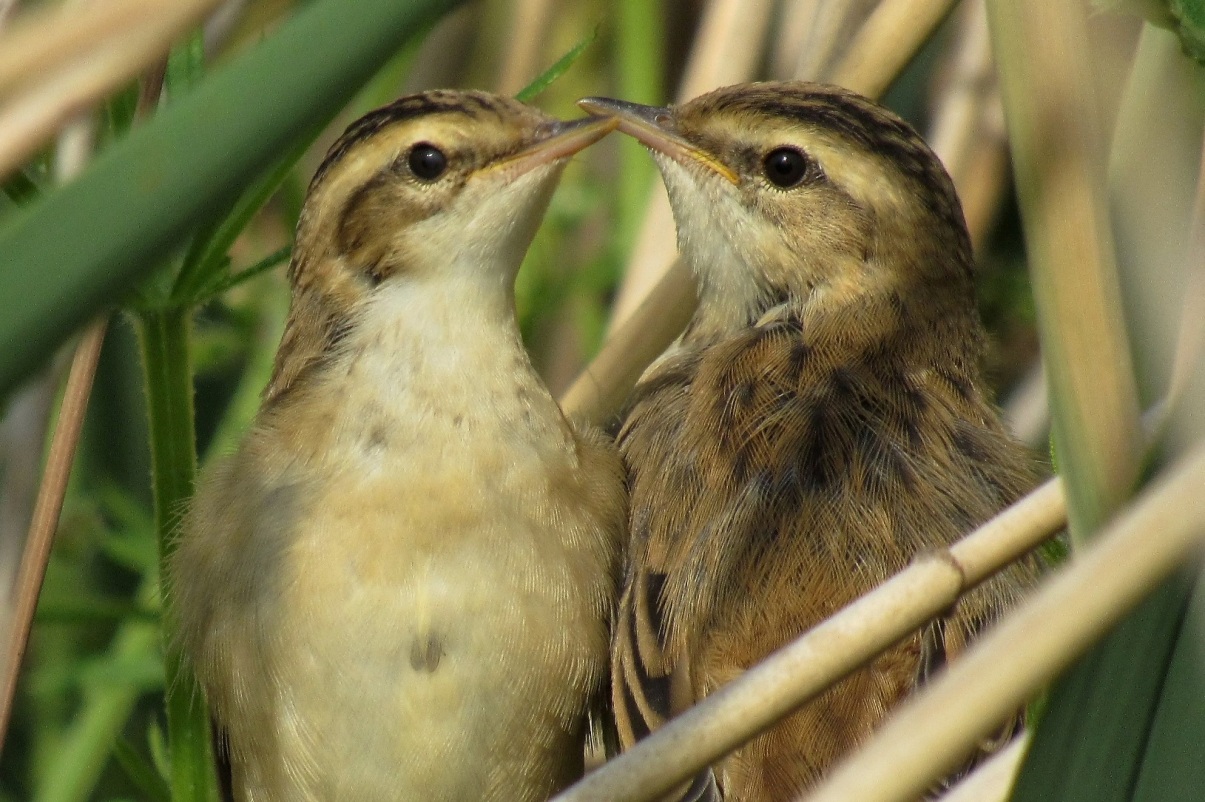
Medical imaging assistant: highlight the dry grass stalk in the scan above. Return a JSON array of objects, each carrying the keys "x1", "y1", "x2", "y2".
[
  {"x1": 927, "y1": 0, "x2": 1009, "y2": 250},
  {"x1": 0, "y1": 0, "x2": 222, "y2": 177},
  {"x1": 495, "y1": 0, "x2": 556, "y2": 96},
  {"x1": 830, "y1": 0, "x2": 959, "y2": 98},
  {"x1": 0, "y1": 309, "x2": 106, "y2": 751},
  {"x1": 935, "y1": 734, "x2": 1029, "y2": 802},
  {"x1": 986, "y1": 0, "x2": 1143, "y2": 537},
  {"x1": 772, "y1": 0, "x2": 880, "y2": 82},
  {"x1": 801, "y1": 446, "x2": 1205, "y2": 802},
  {"x1": 1003, "y1": 360, "x2": 1050, "y2": 448},
  {"x1": 559, "y1": 259, "x2": 695, "y2": 424},
  {"x1": 606, "y1": 0, "x2": 776, "y2": 330},
  {"x1": 1165, "y1": 134, "x2": 1205, "y2": 420},
  {"x1": 551, "y1": 479, "x2": 1066, "y2": 802}
]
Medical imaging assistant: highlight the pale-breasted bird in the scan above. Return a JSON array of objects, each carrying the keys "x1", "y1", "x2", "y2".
[
  {"x1": 579, "y1": 82, "x2": 1039, "y2": 800},
  {"x1": 169, "y1": 90, "x2": 625, "y2": 802}
]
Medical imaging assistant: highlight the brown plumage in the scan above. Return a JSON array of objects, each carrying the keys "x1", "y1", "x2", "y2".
[
  {"x1": 580, "y1": 82, "x2": 1039, "y2": 800},
  {"x1": 169, "y1": 91, "x2": 624, "y2": 801}
]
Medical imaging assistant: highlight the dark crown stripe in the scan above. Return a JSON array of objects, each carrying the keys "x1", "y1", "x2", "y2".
[{"x1": 310, "y1": 91, "x2": 511, "y2": 189}]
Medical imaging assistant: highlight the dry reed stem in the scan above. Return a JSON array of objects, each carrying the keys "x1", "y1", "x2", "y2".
[
  {"x1": 928, "y1": 0, "x2": 1008, "y2": 251},
  {"x1": 0, "y1": 0, "x2": 17, "y2": 32},
  {"x1": 551, "y1": 478, "x2": 1066, "y2": 802},
  {"x1": 935, "y1": 734, "x2": 1029, "y2": 802},
  {"x1": 1003, "y1": 360, "x2": 1050, "y2": 448},
  {"x1": 986, "y1": 0, "x2": 1143, "y2": 537},
  {"x1": 0, "y1": 0, "x2": 220, "y2": 177},
  {"x1": 830, "y1": 0, "x2": 959, "y2": 98},
  {"x1": 495, "y1": 0, "x2": 555, "y2": 96},
  {"x1": 0, "y1": 318, "x2": 106, "y2": 751},
  {"x1": 560, "y1": 259, "x2": 695, "y2": 424},
  {"x1": 0, "y1": 0, "x2": 219, "y2": 94},
  {"x1": 801, "y1": 446, "x2": 1205, "y2": 802},
  {"x1": 773, "y1": 0, "x2": 880, "y2": 82},
  {"x1": 1165, "y1": 134, "x2": 1205, "y2": 420},
  {"x1": 606, "y1": 0, "x2": 775, "y2": 330}
]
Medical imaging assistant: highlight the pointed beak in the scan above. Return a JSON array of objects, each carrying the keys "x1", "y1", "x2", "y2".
[
  {"x1": 490, "y1": 115, "x2": 618, "y2": 176},
  {"x1": 577, "y1": 96, "x2": 739, "y2": 185}
]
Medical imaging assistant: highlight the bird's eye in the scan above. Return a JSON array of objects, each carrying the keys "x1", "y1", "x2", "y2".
[
  {"x1": 762, "y1": 147, "x2": 811, "y2": 188},
  {"x1": 408, "y1": 143, "x2": 447, "y2": 181}
]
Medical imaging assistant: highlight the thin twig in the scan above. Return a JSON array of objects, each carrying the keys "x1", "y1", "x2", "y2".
[
  {"x1": 801, "y1": 446, "x2": 1205, "y2": 802},
  {"x1": 935, "y1": 734, "x2": 1030, "y2": 802},
  {"x1": 607, "y1": 0, "x2": 775, "y2": 330},
  {"x1": 551, "y1": 479, "x2": 1067, "y2": 802},
  {"x1": 0, "y1": 314, "x2": 105, "y2": 751}
]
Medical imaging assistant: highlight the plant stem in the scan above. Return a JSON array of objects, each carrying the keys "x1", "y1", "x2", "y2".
[{"x1": 136, "y1": 308, "x2": 215, "y2": 802}]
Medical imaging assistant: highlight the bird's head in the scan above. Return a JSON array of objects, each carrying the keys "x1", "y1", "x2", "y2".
[
  {"x1": 580, "y1": 82, "x2": 975, "y2": 334},
  {"x1": 296, "y1": 90, "x2": 615, "y2": 294},
  {"x1": 267, "y1": 90, "x2": 614, "y2": 401}
]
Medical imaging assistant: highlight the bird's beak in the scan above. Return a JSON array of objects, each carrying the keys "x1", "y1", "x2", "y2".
[
  {"x1": 490, "y1": 116, "x2": 618, "y2": 176},
  {"x1": 577, "y1": 96, "x2": 739, "y2": 185}
]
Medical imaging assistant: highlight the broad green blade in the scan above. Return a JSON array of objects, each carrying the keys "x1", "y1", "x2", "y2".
[
  {"x1": 1011, "y1": 573, "x2": 1193, "y2": 800},
  {"x1": 1131, "y1": 570, "x2": 1205, "y2": 802},
  {"x1": 0, "y1": 0, "x2": 464, "y2": 397}
]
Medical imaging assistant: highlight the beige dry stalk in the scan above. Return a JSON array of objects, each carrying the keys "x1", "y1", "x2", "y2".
[
  {"x1": 928, "y1": 0, "x2": 1009, "y2": 251},
  {"x1": 934, "y1": 734, "x2": 1030, "y2": 802},
  {"x1": 495, "y1": 0, "x2": 556, "y2": 97},
  {"x1": 0, "y1": 0, "x2": 223, "y2": 177},
  {"x1": 986, "y1": 0, "x2": 1143, "y2": 538}
]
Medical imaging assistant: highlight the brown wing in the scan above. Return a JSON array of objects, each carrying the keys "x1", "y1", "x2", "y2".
[{"x1": 613, "y1": 308, "x2": 1040, "y2": 797}]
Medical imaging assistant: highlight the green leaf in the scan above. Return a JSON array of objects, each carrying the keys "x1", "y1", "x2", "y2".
[
  {"x1": 164, "y1": 30, "x2": 207, "y2": 104},
  {"x1": 515, "y1": 25, "x2": 599, "y2": 102},
  {"x1": 1131, "y1": 570, "x2": 1205, "y2": 801},
  {"x1": 112, "y1": 737, "x2": 171, "y2": 802},
  {"x1": 0, "y1": 0, "x2": 467, "y2": 398},
  {"x1": 4, "y1": 169, "x2": 40, "y2": 206},
  {"x1": 1011, "y1": 573, "x2": 1193, "y2": 801},
  {"x1": 194, "y1": 244, "x2": 292, "y2": 303},
  {"x1": 171, "y1": 133, "x2": 312, "y2": 307}
]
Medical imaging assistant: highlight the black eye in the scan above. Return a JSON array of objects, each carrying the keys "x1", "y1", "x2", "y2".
[
  {"x1": 408, "y1": 143, "x2": 447, "y2": 180},
  {"x1": 762, "y1": 147, "x2": 811, "y2": 188}
]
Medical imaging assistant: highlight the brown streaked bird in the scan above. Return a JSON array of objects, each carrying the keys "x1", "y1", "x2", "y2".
[
  {"x1": 169, "y1": 90, "x2": 624, "y2": 802},
  {"x1": 580, "y1": 82, "x2": 1039, "y2": 800}
]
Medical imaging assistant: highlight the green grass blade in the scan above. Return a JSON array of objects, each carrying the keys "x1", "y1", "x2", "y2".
[
  {"x1": 515, "y1": 26, "x2": 599, "y2": 102},
  {"x1": 1131, "y1": 572, "x2": 1205, "y2": 802},
  {"x1": 3, "y1": 169, "x2": 39, "y2": 206},
  {"x1": 1011, "y1": 574, "x2": 1193, "y2": 800},
  {"x1": 112, "y1": 736, "x2": 171, "y2": 802},
  {"x1": 0, "y1": 0, "x2": 466, "y2": 398},
  {"x1": 171, "y1": 129, "x2": 314, "y2": 307}
]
